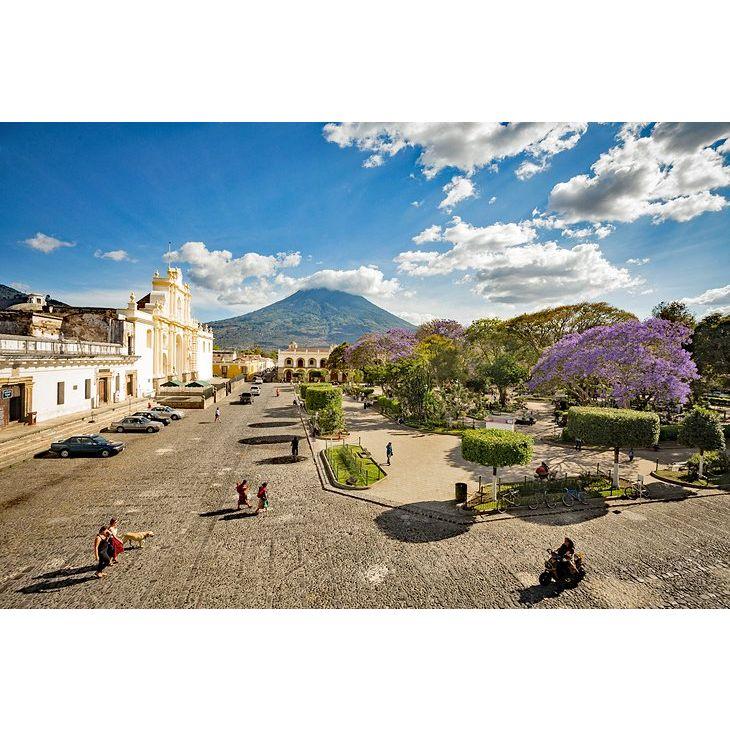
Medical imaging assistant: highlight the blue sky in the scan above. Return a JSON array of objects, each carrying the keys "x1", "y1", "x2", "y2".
[{"x1": 2, "y1": 122, "x2": 729, "y2": 325}]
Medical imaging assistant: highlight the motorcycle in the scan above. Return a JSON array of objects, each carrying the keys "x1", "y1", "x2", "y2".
[{"x1": 538, "y1": 549, "x2": 586, "y2": 587}]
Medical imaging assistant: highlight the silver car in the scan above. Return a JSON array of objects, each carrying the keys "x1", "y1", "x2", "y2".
[
  {"x1": 150, "y1": 404, "x2": 185, "y2": 420},
  {"x1": 110, "y1": 416, "x2": 161, "y2": 433}
]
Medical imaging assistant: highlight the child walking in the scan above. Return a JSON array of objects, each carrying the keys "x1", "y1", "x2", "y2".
[{"x1": 254, "y1": 482, "x2": 269, "y2": 515}]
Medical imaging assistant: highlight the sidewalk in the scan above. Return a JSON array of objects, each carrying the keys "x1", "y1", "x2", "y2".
[{"x1": 313, "y1": 395, "x2": 700, "y2": 516}]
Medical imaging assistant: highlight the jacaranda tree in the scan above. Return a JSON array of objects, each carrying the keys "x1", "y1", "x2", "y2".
[{"x1": 528, "y1": 318, "x2": 699, "y2": 408}]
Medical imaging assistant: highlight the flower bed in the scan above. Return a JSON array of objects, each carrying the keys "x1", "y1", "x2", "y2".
[{"x1": 323, "y1": 444, "x2": 385, "y2": 488}]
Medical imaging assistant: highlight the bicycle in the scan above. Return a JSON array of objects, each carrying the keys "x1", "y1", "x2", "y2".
[
  {"x1": 562, "y1": 485, "x2": 589, "y2": 507},
  {"x1": 624, "y1": 479, "x2": 651, "y2": 500},
  {"x1": 496, "y1": 487, "x2": 523, "y2": 514},
  {"x1": 525, "y1": 488, "x2": 560, "y2": 510}
]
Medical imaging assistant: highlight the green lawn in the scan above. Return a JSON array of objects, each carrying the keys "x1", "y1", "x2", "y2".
[
  {"x1": 324, "y1": 445, "x2": 385, "y2": 488},
  {"x1": 654, "y1": 469, "x2": 730, "y2": 488}
]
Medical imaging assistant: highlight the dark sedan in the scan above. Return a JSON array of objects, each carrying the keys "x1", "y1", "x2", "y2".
[
  {"x1": 133, "y1": 410, "x2": 171, "y2": 425},
  {"x1": 50, "y1": 435, "x2": 125, "y2": 458}
]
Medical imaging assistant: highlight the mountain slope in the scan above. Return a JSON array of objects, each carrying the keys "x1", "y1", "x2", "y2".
[{"x1": 207, "y1": 288, "x2": 415, "y2": 349}]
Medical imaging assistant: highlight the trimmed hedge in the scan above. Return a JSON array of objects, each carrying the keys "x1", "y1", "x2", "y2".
[
  {"x1": 679, "y1": 407, "x2": 726, "y2": 453},
  {"x1": 305, "y1": 384, "x2": 342, "y2": 412},
  {"x1": 318, "y1": 401, "x2": 345, "y2": 435},
  {"x1": 376, "y1": 395, "x2": 400, "y2": 417},
  {"x1": 461, "y1": 428, "x2": 534, "y2": 468},
  {"x1": 659, "y1": 424, "x2": 679, "y2": 442},
  {"x1": 567, "y1": 406, "x2": 659, "y2": 449}
]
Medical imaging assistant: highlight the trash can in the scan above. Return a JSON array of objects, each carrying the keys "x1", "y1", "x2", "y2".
[{"x1": 455, "y1": 482, "x2": 467, "y2": 502}]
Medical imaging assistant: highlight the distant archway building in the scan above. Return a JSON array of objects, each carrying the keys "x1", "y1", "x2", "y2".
[{"x1": 277, "y1": 342, "x2": 348, "y2": 383}]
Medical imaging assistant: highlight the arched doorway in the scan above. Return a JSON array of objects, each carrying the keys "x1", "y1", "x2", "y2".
[
  {"x1": 296, "y1": 358, "x2": 305, "y2": 368},
  {"x1": 284, "y1": 369, "x2": 292, "y2": 382}
]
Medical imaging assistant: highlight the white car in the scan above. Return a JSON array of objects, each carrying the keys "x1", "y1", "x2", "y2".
[
  {"x1": 253, "y1": 376, "x2": 263, "y2": 384},
  {"x1": 250, "y1": 385, "x2": 261, "y2": 396}
]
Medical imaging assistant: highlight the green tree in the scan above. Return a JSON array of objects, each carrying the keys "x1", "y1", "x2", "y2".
[
  {"x1": 652, "y1": 300, "x2": 697, "y2": 329},
  {"x1": 691, "y1": 313, "x2": 730, "y2": 396},
  {"x1": 392, "y1": 359, "x2": 431, "y2": 420},
  {"x1": 567, "y1": 406, "x2": 660, "y2": 486},
  {"x1": 325, "y1": 342, "x2": 349, "y2": 370},
  {"x1": 461, "y1": 428, "x2": 534, "y2": 500},
  {"x1": 318, "y1": 401, "x2": 345, "y2": 436},
  {"x1": 505, "y1": 302, "x2": 636, "y2": 363},
  {"x1": 415, "y1": 334, "x2": 463, "y2": 385},
  {"x1": 479, "y1": 354, "x2": 527, "y2": 408},
  {"x1": 678, "y1": 407, "x2": 726, "y2": 478}
]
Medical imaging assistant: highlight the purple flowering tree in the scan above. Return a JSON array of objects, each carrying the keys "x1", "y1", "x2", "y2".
[
  {"x1": 344, "y1": 328, "x2": 417, "y2": 368},
  {"x1": 416, "y1": 319, "x2": 466, "y2": 342},
  {"x1": 528, "y1": 318, "x2": 699, "y2": 407}
]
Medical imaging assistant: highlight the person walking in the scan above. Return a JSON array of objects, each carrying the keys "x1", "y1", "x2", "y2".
[
  {"x1": 108, "y1": 517, "x2": 124, "y2": 564},
  {"x1": 214, "y1": 406, "x2": 221, "y2": 423},
  {"x1": 574, "y1": 437, "x2": 583, "y2": 451},
  {"x1": 386, "y1": 441, "x2": 393, "y2": 466},
  {"x1": 291, "y1": 436, "x2": 299, "y2": 462},
  {"x1": 235, "y1": 479, "x2": 251, "y2": 510},
  {"x1": 94, "y1": 526, "x2": 112, "y2": 578},
  {"x1": 254, "y1": 482, "x2": 269, "y2": 515},
  {"x1": 628, "y1": 447, "x2": 635, "y2": 462}
]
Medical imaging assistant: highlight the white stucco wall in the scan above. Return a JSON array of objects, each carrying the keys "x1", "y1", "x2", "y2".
[{"x1": 196, "y1": 334, "x2": 213, "y2": 381}]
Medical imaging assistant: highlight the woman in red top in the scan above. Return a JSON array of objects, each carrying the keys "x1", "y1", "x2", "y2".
[
  {"x1": 235, "y1": 479, "x2": 251, "y2": 510},
  {"x1": 254, "y1": 482, "x2": 269, "y2": 515},
  {"x1": 108, "y1": 517, "x2": 124, "y2": 563}
]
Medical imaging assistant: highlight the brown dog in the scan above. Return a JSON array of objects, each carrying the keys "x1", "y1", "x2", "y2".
[{"x1": 121, "y1": 531, "x2": 155, "y2": 548}]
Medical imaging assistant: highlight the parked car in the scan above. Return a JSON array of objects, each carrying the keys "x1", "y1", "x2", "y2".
[
  {"x1": 132, "y1": 410, "x2": 171, "y2": 426},
  {"x1": 150, "y1": 404, "x2": 185, "y2": 420},
  {"x1": 239, "y1": 392, "x2": 253, "y2": 404},
  {"x1": 252, "y1": 376, "x2": 263, "y2": 384},
  {"x1": 250, "y1": 385, "x2": 261, "y2": 396},
  {"x1": 110, "y1": 416, "x2": 161, "y2": 433},
  {"x1": 50, "y1": 434, "x2": 125, "y2": 458}
]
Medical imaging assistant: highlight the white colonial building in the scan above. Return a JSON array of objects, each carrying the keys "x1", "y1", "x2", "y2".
[
  {"x1": 277, "y1": 341, "x2": 347, "y2": 382},
  {"x1": 118, "y1": 267, "x2": 214, "y2": 392},
  {"x1": 0, "y1": 268, "x2": 214, "y2": 429}
]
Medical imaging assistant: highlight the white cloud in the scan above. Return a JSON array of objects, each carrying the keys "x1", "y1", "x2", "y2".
[
  {"x1": 438, "y1": 175, "x2": 476, "y2": 210},
  {"x1": 626, "y1": 257, "x2": 650, "y2": 266},
  {"x1": 411, "y1": 200, "x2": 422, "y2": 208},
  {"x1": 323, "y1": 122, "x2": 587, "y2": 179},
  {"x1": 681, "y1": 284, "x2": 730, "y2": 313},
  {"x1": 164, "y1": 241, "x2": 301, "y2": 305},
  {"x1": 277, "y1": 265, "x2": 400, "y2": 298},
  {"x1": 24, "y1": 232, "x2": 75, "y2": 254},
  {"x1": 488, "y1": 196, "x2": 497, "y2": 205},
  {"x1": 412, "y1": 224, "x2": 442, "y2": 244},
  {"x1": 515, "y1": 159, "x2": 548, "y2": 180},
  {"x1": 471, "y1": 241, "x2": 642, "y2": 305},
  {"x1": 549, "y1": 122, "x2": 730, "y2": 224},
  {"x1": 94, "y1": 248, "x2": 132, "y2": 262},
  {"x1": 396, "y1": 213, "x2": 641, "y2": 307},
  {"x1": 397, "y1": 217, "x2": 537, "y2": 276},
  {"x1": 561, "y1": 223, "x2": 614, "y2": 240},
  {"x1": 395, "y1": 311, "x2": 437, "y2": 325}
]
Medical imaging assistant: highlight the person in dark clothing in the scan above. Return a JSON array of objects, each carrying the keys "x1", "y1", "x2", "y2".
[
  {"x1": 386, "y1": 442, "x2": 393, "y2": 466},
  {"x1": 94, "y1": 526, "x2": 112, "y2": 578},
  {"x1": 291, "y1": 436, "x2": 299, "y2": 461},
  {"x1": 555, "y1": 537, "x2": 577, "y2": 578},
  {"x1": 574, "y1": 438, "x2": 583, "y2": 451}
]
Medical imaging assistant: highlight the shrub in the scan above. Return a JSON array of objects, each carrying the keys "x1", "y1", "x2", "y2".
[
  {"x1": 659, "y1": 424, "x2": 679, "y2": 442},
  {"x1": 376, "y1": 395, "x2": 400, "y2": 417},
  {"x1": 305, "y1": 384, "x2": 341, "y2": 412},
  {"x1": 318, "y1": 401, "x2": 345, "y2": 435},
  {"x1": 686, "y1": 451, "x2": 730, "y2": 479},
  {"x1": 299, "y1": 383, "x2": 310, "y2": 399},
  {"x1": 340, "y1": 445, "x2": 359, "y2": 474},
  {"x1": 362, "y1": 387, "x2": 374, "y2": 397},
  {"x1": 461, "y1": 428, "x2": 534, "y2": 469},
  {"x1": 678, "y1": 407, "x2": 725, "y2": 453},
  {"x1": 567, "y1": 406, "x2": 660, "y2": 450}
]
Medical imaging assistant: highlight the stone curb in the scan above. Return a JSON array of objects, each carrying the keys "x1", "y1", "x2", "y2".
[{"x1": 649, "y1": 469, "x2": 730, "y2": 490}]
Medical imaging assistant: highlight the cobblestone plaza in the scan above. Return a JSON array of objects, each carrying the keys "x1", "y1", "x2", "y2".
[{"x1": 0, "y1": 384, "x2": 728, "y2": 609}]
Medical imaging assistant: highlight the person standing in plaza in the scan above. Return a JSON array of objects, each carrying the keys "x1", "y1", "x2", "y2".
[
  {"x1": 235, "y1": 479, "x2": 251, "y2": 510},
  {"x1": 628, "y1": 447, "x2": 635, "y2": 462},
  {"x1": 214, "y1": 406, "x2": 221, "y2": 423},
  {"x1": 386, "y1": 441, "x2": 393, "y2": 466},
  {"x1": 291, "y1": 436, "x2": 299, "y2": 462},
  {"x1": 108, "y1": 517, "x2": 124, "y2": 564},
  {"x1": 94, "y1": 526, "x2": 112, "y2": 578},
  {"x1": 254, "y1": 482, "x2": 269, "y2": 515}
]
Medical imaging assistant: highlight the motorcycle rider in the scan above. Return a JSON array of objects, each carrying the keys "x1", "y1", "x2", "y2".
[{"x1": 554, "y1": 536, "x2": 577, "y2": 579}]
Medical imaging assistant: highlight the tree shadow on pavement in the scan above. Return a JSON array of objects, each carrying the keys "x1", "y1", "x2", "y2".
[
  {"x1": 375, "y1": 501, "x2": 474, "y2": 543},
  {"x1": 255, "y1": 455, "x2": 308, "y2": 465},
  {"x1": 240, "y1": 435, "x2": 299, "y2": 445},
  {"x1": 248, "y1": 421, "x2": 298, "y2": 428}
]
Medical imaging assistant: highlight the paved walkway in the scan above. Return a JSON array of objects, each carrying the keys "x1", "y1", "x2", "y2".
[{"x1": 315, "y1": 396, "x2": 699, "y2": 513}]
